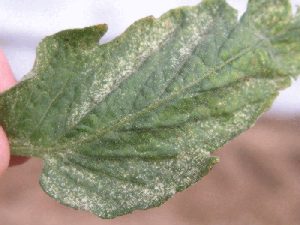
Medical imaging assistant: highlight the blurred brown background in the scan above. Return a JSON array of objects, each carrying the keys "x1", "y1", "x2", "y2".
[{"x1": 0, "y1": 116, "x2": 300, "y2": 225}]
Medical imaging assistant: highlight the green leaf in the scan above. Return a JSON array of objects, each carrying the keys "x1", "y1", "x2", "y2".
[{"x1": 0, "y1": 0, "x2": 299, "y2": 218}]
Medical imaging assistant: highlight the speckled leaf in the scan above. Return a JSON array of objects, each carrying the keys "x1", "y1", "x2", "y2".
[{"x1": 0, "y1": 0, "x2": 299, "y2": 219}]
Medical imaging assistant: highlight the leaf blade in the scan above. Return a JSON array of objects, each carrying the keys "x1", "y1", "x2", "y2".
[{"x1": 0, "y1": 0, "x2": 298, "y2": 218}]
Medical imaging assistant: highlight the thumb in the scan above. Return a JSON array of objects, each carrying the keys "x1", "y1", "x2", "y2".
[
  {"x1": 0, "y1": 50, "x2": 16, "y2": 91},
  {"x1": 0, "y1": 128, "x2": 10, "y2": 176},
  {"x1": 0, "y1": 49, "x2": 16, "y2": 175}
]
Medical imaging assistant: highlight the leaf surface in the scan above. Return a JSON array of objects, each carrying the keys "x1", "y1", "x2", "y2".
[{"x1": 0, "y1": 0, "x2": 299, "y2": 218}]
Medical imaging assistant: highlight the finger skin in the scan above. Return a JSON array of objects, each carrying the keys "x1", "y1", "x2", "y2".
[
  {"x1": 0, "y1": 127, "x2": 10, "y2": 176},
  {"x1": 0, "y1": 50, "x2": 16, "y2": 91},
  {"x1": 0, "y1": 49, "x2": 28, "y2": 175}
]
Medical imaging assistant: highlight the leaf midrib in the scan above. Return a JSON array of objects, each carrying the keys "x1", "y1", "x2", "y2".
[
  {"x1": 69, "y1": 44, "x2": 255, "y2": 145},
  {"x1": 11, "y1": 42, "x2": 261, "y2": 157}
]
